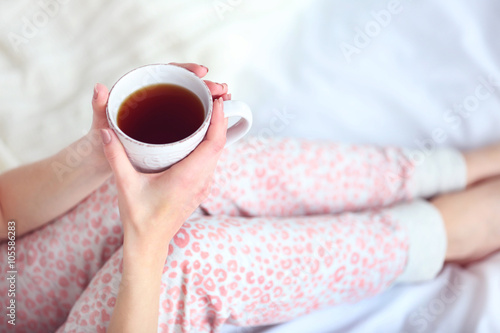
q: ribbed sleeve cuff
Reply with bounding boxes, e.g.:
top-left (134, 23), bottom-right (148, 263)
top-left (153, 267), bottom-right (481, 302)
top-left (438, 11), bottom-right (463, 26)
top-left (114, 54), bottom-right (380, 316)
top-left (406, 148), bottom-right (467, 198)
top-left (391, 199), bottom-right (447, 283)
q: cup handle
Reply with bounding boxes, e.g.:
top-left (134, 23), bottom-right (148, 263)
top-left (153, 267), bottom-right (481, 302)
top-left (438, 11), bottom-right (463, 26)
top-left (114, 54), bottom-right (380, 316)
top-left (222, 100), bottom-right (253, 146)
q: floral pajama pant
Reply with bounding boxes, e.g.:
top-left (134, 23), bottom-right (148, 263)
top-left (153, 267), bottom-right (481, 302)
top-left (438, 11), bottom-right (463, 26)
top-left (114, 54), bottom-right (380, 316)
top-left (0, 137), bottom-right (466, 332)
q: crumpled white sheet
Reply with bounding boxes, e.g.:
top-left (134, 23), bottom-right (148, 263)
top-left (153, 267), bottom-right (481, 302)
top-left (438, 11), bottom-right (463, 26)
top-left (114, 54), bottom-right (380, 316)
top-left (1, 0), bottom-right (499, 332)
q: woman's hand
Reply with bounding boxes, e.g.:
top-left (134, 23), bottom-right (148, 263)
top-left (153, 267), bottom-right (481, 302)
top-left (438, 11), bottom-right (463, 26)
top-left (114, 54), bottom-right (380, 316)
top-left (100, 96), bottom-right (228, 254)
top-left (98, 63), bottom-right (231, 255)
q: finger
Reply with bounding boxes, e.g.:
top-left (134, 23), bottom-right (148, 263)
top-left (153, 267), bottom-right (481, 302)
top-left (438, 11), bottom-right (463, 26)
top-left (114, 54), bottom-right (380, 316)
top-left (174, 98), bottom-right (227, 172)
top-left (92, 83), bottom-right (109, 115)
top-left (202, 97), bottom-right (227, 146)
top-left (91, 83), bottom-right (110, 128)
top-left (204, 80), bottom-right (228, 98)
top-left (100, 129), bottom-right (136, 183)
top-left (221, 93), bottom-right (231, 101)
top-left (168, 62), bottom-right (209, 78)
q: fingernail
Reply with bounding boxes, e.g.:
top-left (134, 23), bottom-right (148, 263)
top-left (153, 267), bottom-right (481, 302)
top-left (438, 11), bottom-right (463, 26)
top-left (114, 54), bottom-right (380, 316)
top-left (100, 129), bottom-right (111, 145)
top-left (93, 84), bottom-right (99, 100)
top-left (222, 83), bottom-right (228, 89)
top-left (201, 65), bottom-right (209, 72)
top-left (227, 93), bottom-right (232, 100)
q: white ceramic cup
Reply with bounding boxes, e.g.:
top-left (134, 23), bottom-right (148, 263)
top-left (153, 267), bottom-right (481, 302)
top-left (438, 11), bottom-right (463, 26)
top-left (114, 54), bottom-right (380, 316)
top-left (106, 64), bottom-right (253, 173)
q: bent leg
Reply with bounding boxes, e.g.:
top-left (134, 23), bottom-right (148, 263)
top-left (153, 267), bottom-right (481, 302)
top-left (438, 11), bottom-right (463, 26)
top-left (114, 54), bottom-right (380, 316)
top-left (203, 138), bottom-right (467, 217)
top-left (56, 205), bottom-right (417, 333)
top-left (0, 177), bottom-right (122, 333)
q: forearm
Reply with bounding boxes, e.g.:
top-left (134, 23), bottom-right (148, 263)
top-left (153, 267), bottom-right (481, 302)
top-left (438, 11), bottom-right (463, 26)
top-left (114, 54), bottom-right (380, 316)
top-left (108, 236), bottom-right (170, 333)
top-left (0, 131), bottom-right (111, 238)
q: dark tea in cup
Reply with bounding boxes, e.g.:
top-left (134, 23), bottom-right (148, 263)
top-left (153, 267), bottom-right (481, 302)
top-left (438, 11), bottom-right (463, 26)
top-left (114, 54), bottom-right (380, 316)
top-left (117, 83), bottom-right (205, 144)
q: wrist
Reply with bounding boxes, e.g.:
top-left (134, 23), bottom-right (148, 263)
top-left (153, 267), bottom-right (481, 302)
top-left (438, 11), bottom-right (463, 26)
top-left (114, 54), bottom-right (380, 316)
top-left (123, 229), bottom-right (172, 265)
top-left (82, 130), bottom-right (112, 176)
top-left (121, 244), bottom-right (169, 285)
top-left (122, 211), bottom-right (187, 254)
top-left (51, 132), bottom-right (112, 185)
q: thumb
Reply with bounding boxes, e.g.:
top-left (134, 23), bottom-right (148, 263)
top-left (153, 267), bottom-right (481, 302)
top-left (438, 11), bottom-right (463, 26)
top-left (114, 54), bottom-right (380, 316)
top-left (91, 83), bottom-right (110, 129)
top-left (100, 129), bottom-right (136, 181)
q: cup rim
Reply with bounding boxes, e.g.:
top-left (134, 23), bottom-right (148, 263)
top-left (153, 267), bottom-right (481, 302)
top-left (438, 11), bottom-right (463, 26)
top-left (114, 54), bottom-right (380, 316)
top-left (106, 63), bottom-right (213, 147)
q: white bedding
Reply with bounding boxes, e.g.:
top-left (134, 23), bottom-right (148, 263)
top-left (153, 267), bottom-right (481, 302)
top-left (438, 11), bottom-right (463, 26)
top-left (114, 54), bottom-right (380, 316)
top-left (1, 0), bottom-right (499, 332)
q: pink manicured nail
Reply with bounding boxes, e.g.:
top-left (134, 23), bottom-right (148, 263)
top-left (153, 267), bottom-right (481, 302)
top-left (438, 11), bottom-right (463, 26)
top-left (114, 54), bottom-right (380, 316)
top-left (201, 65), bottom-right (209, 72)
top-left (100, 129), bottom-right (111, 145)
top-left (93, 84), bottom-right (99, 100)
